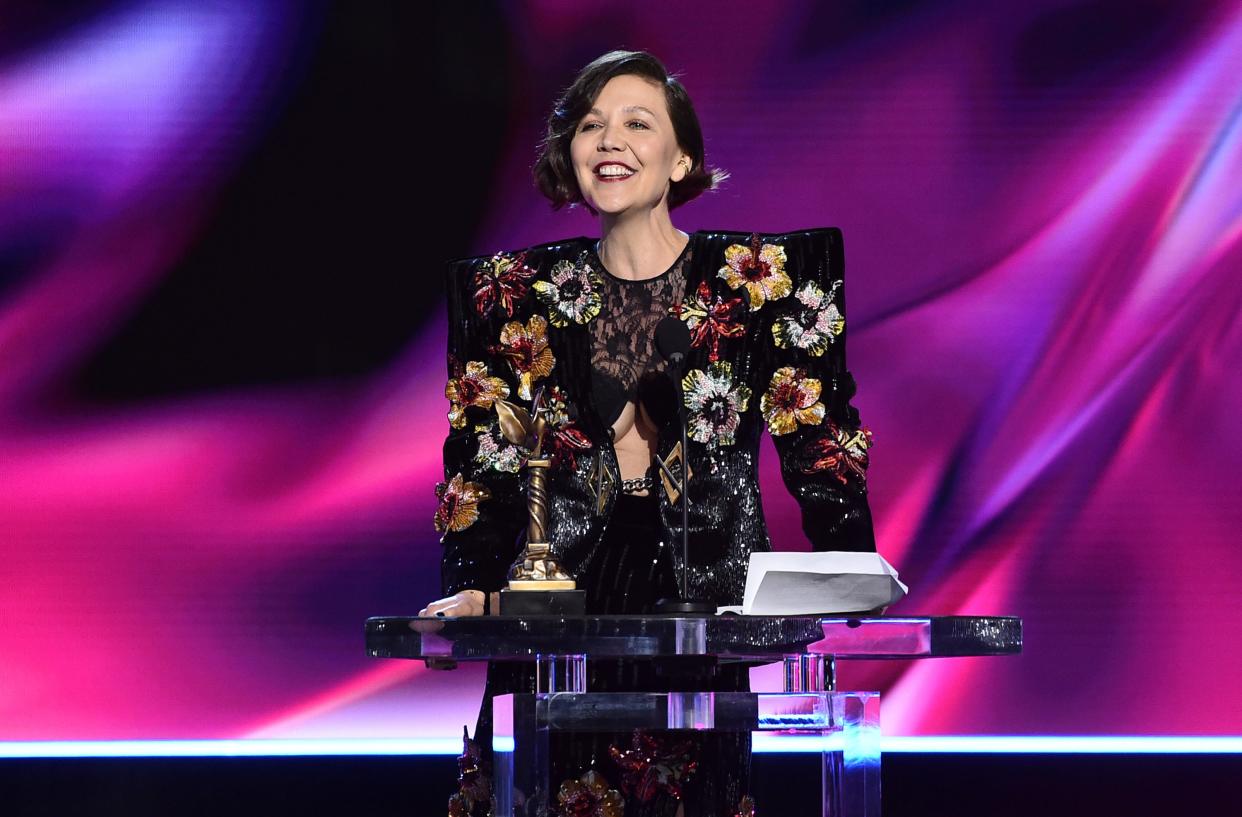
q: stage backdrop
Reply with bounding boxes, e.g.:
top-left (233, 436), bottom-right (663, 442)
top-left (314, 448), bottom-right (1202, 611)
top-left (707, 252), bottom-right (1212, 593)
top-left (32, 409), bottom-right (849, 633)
top-left (2, 0), bottom-right (1240, 742)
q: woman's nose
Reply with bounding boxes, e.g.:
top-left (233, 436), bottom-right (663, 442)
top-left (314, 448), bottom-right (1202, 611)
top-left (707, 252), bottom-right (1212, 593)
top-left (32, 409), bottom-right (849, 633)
top-left (597, 122), bottom-right (625, 151)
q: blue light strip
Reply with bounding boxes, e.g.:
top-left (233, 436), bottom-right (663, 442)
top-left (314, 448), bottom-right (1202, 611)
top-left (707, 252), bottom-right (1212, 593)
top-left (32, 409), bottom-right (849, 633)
top-left (1, 736), bottom-right (1240, 758)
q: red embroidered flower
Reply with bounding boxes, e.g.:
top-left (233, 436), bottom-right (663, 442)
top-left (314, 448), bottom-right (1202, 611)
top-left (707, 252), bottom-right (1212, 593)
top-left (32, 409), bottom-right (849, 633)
top-left (434, 473), bottom-right (491, 537)
top-left (494, 314), bottom-right (556, 400)
top-left (472, 251), bottom-right (537, 318)
top-left (556, 770), bottom-right (623, 817)
top-left (801, 422), bottom-right (873, 485)
top-left (673, 280), bottom-right (746, 362)
top-left (608, 730), bottom-right (699, 803)
top-left (542, 386), bottom-right (591, 471)
top-left (445, 358), bottom-right (510, 429)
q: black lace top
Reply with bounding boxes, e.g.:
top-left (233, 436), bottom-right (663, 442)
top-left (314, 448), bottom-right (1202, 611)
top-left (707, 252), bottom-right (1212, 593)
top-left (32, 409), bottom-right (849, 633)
top-left (588, 241), bottom-right (690, 428)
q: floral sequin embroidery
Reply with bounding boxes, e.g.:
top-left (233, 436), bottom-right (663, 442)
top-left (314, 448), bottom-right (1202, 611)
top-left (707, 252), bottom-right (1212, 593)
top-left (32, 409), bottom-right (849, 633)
top-left (473, 422), bottom-right (525, 473)
top-left (682, 360), bottom-right (752, 447)
top-left (433, 473), bottom-right (491, 536)
top-left (494, 314), bottom-right (555, 401)
top-left (717, 234), bottom-right (792, 311)
top-left (557, 770), bottom-right (623, 817)
top-left (760, 366), bottom-right (826, 436)
top-left (609, 730), bottom-right (699, 803)
top-left (445, 359), bottom-right (510, 429)
top-left (446, 726), bottom-right (492, 817)
top-left (472, 251), bottom-right (536, 319)
top-left (541, 386), bottom-right (591, 471)
top-left (673, 279), bottom-right (746, 362)
top-left (801, 422), bottom-right (874, 485)
top-left (533, 254), bottom-right (603, 328)
top-left (733, 795), bottom-right (757, 817)
top-left (772, 278), bottom-right (844, 356)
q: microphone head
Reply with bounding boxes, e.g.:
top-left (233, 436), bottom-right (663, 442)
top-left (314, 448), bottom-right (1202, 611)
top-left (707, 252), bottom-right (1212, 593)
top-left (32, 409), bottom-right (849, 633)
top-left (655, 315), bottom-right (692, 363)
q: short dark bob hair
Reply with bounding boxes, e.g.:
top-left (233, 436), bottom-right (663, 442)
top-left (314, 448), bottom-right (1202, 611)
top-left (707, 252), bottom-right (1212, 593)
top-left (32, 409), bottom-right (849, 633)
top-left (533, 50), bottom-right (727, 212)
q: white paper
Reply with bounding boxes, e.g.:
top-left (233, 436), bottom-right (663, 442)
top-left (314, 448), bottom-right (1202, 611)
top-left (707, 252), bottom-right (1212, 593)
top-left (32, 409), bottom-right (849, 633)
top-left (716, 552), bottom-right (907, 616)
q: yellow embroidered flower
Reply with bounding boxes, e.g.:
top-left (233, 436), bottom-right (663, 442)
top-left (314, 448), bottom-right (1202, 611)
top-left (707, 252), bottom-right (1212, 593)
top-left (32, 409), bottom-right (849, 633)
top-left (717, 234), bottom-right (792, 311)
top-left (760, 367), bottom-right (825, 436)
top-left (557, 770), bottom-right (623, 817)
top-left (494, 314), bottom-right (555, 400)
top-left (433, 473), bottom-right (491, 536)
top-left (444, 360), bottom-right (510, 429)
top-left (533, 254), bottom-right (603, 327)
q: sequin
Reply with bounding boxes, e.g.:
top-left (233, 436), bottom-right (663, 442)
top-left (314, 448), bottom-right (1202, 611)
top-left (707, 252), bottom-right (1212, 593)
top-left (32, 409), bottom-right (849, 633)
top-left (534, 253), bottom-right (604, 327)
top-left (733, 794), bottom-right (756, 817)
top-left (473, 422), bottom-right (525, 473)
top-left (447, 726), bottom-right (492, 817)
top-left (542, 385), bottom-right (592, 470)
top-left (760, 366), bottom-right (826, 436)
top-left (717, 234), bottom-right (792, 311)
top-left (772, 278), bottom-right (844, 356)
top-left (609, 730), bottom-right (699, 803)
top-left (682, 360), bottom-right (752, 446)
top-left (445, 359), bottom-right (510, 430)
top-left (434, 473), bottom-right (491, 536)
top-left (801, 422), bottom-right (874, 485)
top-left (472, 251), bottom-right (536, 318)
top-left (557, 770), bottom-right (624, 817)
top-left (494, 314), bottom-right (555, 401)
top-left (673, 279), bottom-right (746, 362)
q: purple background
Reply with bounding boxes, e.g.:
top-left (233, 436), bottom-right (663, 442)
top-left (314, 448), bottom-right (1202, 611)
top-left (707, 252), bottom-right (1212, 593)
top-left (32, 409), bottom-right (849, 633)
top-left (1, 0), bottom-right (1240, 741)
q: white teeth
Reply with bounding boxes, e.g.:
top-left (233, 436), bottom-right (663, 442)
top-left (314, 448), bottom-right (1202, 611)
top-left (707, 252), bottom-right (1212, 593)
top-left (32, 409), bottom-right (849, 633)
top-left (597, 165), bottom-right (634, 177)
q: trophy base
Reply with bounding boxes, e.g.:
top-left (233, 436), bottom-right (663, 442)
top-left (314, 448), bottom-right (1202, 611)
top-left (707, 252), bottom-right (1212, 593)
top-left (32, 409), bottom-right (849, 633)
top-left (499, 588), bottom-right (586, 616)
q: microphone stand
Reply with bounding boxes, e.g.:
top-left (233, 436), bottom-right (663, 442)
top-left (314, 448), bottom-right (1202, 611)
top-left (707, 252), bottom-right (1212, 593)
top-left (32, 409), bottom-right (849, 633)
top-left (654, 351), bottom-right (716, 616)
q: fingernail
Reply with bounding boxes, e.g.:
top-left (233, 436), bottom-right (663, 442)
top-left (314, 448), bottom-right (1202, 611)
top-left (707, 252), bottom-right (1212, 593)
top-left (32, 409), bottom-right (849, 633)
top-left (435, 611), bottom-right (445, 617)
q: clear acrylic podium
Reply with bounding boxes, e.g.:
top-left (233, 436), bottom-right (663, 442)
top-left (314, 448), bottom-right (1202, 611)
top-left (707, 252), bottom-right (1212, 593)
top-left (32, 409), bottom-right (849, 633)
top-left (366, 615), bottom-right (1021, 816)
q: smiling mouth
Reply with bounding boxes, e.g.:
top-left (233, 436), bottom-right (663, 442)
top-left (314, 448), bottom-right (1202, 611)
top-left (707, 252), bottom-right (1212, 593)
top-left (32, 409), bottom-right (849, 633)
top-left (594, 164), bottom-right (635, 181)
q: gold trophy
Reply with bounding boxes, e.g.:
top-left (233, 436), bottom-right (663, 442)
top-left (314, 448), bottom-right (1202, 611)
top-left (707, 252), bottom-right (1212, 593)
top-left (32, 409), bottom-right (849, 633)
top-left (495, 390), bottom-right (586, 615)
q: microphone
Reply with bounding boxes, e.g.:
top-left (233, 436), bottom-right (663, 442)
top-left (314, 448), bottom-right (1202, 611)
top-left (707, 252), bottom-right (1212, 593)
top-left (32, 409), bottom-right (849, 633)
top-left (655, 315), bottom-right (692, 367)
top-left (651, 315), bottom-right (715, 615)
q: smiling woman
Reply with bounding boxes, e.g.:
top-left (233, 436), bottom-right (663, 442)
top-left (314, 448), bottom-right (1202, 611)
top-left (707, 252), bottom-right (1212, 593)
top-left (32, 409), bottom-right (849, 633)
top-left (419, 50), bottom-right (876, 815)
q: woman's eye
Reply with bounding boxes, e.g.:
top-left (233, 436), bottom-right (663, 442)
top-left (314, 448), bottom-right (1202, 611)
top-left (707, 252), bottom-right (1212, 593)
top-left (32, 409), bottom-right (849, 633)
top-left (627, 120), bottom-right (649, 130)
top-left (579, 122), bottom-right (601, 132)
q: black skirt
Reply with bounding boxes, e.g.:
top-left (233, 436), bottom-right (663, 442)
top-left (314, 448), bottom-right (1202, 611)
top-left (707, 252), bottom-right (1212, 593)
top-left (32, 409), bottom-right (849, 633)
top-left (463, 492), bottom-right (753, 817)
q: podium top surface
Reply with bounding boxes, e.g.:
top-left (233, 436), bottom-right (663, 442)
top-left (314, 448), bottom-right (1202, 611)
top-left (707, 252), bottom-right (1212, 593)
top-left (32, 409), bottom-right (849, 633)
top-left (365, 615), bottom-right (1021, 661)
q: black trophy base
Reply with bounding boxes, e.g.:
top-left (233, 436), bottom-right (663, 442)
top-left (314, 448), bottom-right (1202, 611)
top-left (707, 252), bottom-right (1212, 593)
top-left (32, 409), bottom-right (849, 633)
top-left (653, 598), bottom-right (718, 615)
top-left (499, 588), bottom-right (586, 616)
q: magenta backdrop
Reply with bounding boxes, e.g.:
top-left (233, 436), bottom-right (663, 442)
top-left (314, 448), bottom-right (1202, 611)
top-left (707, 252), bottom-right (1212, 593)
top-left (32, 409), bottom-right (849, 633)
top-left (2, 0), bottom-right (1241, 741)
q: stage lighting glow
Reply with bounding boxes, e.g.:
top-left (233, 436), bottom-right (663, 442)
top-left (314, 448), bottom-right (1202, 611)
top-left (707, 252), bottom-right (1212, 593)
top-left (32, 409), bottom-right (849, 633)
top-left (2, 736), bottom-right (1240, 758)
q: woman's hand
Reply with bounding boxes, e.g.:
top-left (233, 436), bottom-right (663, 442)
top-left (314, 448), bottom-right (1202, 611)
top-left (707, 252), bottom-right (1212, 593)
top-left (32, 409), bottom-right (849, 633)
top-left (417, 590), bottom-right (495, 618)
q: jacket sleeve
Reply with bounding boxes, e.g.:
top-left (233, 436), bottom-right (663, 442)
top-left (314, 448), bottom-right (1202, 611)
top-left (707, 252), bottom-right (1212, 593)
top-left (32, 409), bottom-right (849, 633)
top-left (762, 228), bottom-right (877, 552)
top-left (437, 257), bottom-right (527, 597)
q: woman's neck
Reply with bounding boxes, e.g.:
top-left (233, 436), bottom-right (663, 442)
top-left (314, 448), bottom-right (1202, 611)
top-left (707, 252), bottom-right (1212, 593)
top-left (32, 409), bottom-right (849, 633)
top-left (597, 206), bottom-right (688, 282)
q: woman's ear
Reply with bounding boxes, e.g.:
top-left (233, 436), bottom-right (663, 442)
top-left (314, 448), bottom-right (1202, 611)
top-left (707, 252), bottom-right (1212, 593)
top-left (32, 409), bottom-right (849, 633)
top-left (672, 155), bottom-right (692, 183)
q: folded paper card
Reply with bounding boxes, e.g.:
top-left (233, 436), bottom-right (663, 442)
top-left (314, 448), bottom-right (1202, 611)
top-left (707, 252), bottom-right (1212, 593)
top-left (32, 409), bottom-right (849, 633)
top-left (717, 552), bottom-right (908, 615)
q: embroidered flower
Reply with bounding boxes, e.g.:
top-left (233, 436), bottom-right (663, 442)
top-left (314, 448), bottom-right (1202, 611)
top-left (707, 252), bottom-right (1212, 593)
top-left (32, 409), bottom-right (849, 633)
top-left (772, 279), bottom-right (844, 356)
top-left (682, 360), bottom-right (752, 447)
top-left (445, 359), bottom-right (510, 429)
top-left (447, 726), bottom-right (492, 817)
top-left (760, 366), bottom-right (826, 436)
top-left (473, 423), bottom-right (526, 473)
top-left (672, 280), bottom-right (746, 362)
top-left (494, 314), bottom-right (556, 401)
top-left (472, 251), bottom-right (537, 318)
top-left (433, 473), bottom-right (491, 537)
top-left (533, 254), bottom-right (603, 328)
top-left (733, 795), bottom-right (756, 817)
top-left (556, 770), bottom-right (623, 817)
top-left (541, 386), bottom-right (591, 471)
top-left (609, 730), bottom-right (699, 803)
top-left (801, 422), bottom-right (874, 485)
top-left (717, 234), bottom-right (792, 311)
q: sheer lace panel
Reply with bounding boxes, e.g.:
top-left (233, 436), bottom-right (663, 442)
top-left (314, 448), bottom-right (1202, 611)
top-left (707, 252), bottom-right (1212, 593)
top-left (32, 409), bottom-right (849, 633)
top-left (589, 242), bottom-right (690, 428)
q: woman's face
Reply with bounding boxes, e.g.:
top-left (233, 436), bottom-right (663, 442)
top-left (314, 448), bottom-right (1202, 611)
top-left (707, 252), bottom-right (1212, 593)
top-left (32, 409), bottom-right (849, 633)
top-left (570, 74), bottom-right (690, 217)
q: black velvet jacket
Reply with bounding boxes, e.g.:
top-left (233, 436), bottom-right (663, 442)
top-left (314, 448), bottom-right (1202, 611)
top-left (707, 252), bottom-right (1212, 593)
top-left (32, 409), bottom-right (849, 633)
top-left (436, 227), bottom-right (876, 606)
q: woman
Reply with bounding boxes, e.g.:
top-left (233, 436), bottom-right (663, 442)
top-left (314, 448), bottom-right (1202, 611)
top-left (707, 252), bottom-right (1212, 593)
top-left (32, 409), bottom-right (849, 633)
top-left (422, 50), bottom-right (875, 817)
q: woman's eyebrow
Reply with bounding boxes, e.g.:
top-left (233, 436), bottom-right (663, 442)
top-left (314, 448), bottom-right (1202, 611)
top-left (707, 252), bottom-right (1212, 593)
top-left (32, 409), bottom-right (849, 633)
top-left (586, 106), bottom-right (657, 117)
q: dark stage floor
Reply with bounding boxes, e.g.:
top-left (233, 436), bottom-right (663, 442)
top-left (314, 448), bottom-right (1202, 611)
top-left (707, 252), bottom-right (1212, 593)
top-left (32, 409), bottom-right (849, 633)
top-left (2, 752), bottom-right (1236, 816)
